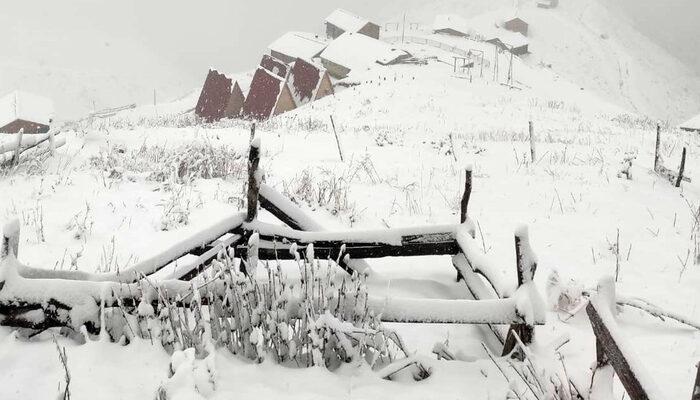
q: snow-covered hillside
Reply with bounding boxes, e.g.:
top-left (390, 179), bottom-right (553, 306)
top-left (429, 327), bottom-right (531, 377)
top-left (381, 0), bottom-right (700, 122)
top-left (1, 26), bottom-right (699, 399)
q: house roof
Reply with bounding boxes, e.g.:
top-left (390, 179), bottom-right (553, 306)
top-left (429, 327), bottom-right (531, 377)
top-left (259, 54), bottom-right (290, 79)
top-left (242, 67), bottom-right (286, 120)
top-left (505, 17), bottom-right (528, 26)
top-left (268, 32), bottom-right (327, 61)
top-left (486, 30), bottom-right (529, 49)
top-left (320, 32), bottom-right (408, 72)
top-left (325, 9), bottom-right (371, 32)
top-left (287, 58), bottom-right (328, 106)
top-left (433, 14), bottom-right (469, 35)
top-left (681, 113), bottom-right (700, 131)
top-left (0, 90), bottom-right (54, 128)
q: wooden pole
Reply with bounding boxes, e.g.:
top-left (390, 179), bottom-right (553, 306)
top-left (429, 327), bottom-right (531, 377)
top-left (502, 226), bottom-right (537, 358)
top-left (460, 167), bottom-right (472, 224)
top-left (329, 115), bottom-right (344, 162)
top-left (654, 122), bottom-right (661, 172)
top-left (529, 121), bottom-right (536, 163)
top-left (249, 122), bottom-right (256, 144)
top-left (11, 129), bottom-right (24, 167)
top-left (246, 137), bottom-right (261, 223)
top-left (676, 147), bottom-right (687, 188)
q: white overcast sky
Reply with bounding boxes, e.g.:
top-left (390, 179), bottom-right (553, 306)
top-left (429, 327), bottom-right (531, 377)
top-left (1, 0), bottom-right (699, 117)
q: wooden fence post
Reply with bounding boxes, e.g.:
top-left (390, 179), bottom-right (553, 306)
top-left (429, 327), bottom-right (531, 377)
top-left (502, 226), bottom-right (537, 358)
top-left (329, 115), bottom-right (344, 162)
top-left (246, 137), bottom-right (261, 223)
top-left (460, 167), bottom-right (472, 224)
top-left (1, 218), bottom-right (20, 259)
top-left (249, 122), bottom-right (256, 144)
top-left (529, 121), bottom-right (536, 163)
top-left (676, 147), bottom-right (686, 188)
top-left (654, 122), bottom-right (661, 172)
top-left (11, 129), bottom-right (24, 167)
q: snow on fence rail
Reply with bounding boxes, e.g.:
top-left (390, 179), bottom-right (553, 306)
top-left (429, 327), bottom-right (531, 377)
top-left (0, 127), bottom-right (544, 357)
top-left (0, 129), bottom-right (66, 166)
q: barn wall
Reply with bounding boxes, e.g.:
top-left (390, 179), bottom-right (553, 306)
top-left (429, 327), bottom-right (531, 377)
top-left (223, 82), bottom-right (245, 118)
top-left (358, 23), bottom-right (380, 39)
top-left (314, 72), bottom-right (334, 100)
top-left (325, 23), bottom-right (345, 39)
top-left (271, 50), bottom-right (295, 64)
top-left (321, 59), bottom-right (351, 79)
top-left (272, 84), bottom-right (297, 116)
top-left (0, 119), bottom-right (50, 134)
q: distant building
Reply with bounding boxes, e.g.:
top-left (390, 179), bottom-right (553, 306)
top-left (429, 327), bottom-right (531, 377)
top-left (268, 32), bottom-right (327, 64)
top-left (287, 58), bottom-right (334, 107)
top-left (537, 0), bottom-right (559, 8)
top-left (432, 14), bottom-right (469, 37)
top-left (259, 54), bottom-right (290, 78)
top-left (319, 32), bottom-right (411, 78)
top-left (503, 17), bottom-right (529, 36)
top-left (680, 114), bottom-right (700, 133)
top-left (195, 69), bottom-right (248, 122)
top-left (0, 90), bottom-right (53, 134)
top-left (486, 31), bottom-right (530, 55)
top-left (325, 9), bottom-right (380, 40)
top-left (241, 67), bottom-right (296, 120)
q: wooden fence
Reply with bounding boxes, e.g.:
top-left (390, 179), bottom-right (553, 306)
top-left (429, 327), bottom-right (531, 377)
top-left (0, 132), bottom-right (544, 358)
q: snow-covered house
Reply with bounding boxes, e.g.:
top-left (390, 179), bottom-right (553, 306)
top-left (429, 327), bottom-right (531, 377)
top-left (240, 67), bottom-right (296, 120)
top-left (503, 17), bottom-right (529, 36)
top-left (485, 31), bottom-right (530, 56)
top-left (537, 0), bottom-right (559, 9)
top-left (259, 54), bottom-right (290, 79)
top-left (287, 58), bottom-right (334, 107)
top-left (268, 32), bottom-right (327, 64)
top-left (432, 14), bottom-right (470, 37)
top-left (194, 69), bottom-right (249, 122)
top-left (0, 90), bottom-right (54, 134)
top-left (319, 32), bottom-right (411, 79)
top-left (680, 114), bottom-right (700, 133)
top-left (325, 9), bottom-right (380, 40)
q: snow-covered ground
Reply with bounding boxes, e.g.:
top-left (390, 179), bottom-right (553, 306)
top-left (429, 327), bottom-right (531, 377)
top-left (2, 1), bottom-right (700, 398)
top-left (2, 30), bottom-right (699, 398)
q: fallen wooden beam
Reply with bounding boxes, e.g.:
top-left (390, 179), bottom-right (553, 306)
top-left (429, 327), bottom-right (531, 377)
top-left (586, 277), bottom-right (666, 400)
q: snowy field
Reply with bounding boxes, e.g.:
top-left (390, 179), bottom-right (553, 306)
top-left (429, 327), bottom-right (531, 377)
top-left (2, 16), bottom-right (700, 400)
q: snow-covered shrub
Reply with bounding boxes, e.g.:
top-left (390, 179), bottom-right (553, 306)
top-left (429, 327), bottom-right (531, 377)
top-left (282, 167), bottom-right (357, 222)
top-left (89, 142), bottom-right (245, 184)
top-left (159, 184), bottom-right (200, 231)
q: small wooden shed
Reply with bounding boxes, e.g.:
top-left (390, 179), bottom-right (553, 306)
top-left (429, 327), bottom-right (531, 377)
top-left (319, 32), bottom-right (411, 79)
top-left (195, 69), bottom-right (252, 122)
top-left (486, 31), bottom-right (529, 56)
top-left (325, 9), bottom-right (380, 40)
top-left (0, 91), bottom-right (53, 134)
top-left (432, 14), bottom-right (469, 37)
top-left (241, 67), bottom-right (296, 121)
top-left (504, 17), bottom-right (529, 36)
top-left (268, 32), bottom-right (327, 64)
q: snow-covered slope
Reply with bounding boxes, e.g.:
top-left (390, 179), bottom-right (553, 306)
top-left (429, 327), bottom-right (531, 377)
top-left (380, 0), bottom-right (700, 122)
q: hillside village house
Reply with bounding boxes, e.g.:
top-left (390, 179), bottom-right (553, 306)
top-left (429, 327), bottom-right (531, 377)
top-left (241, 67), bottom-right (296, 120)
top-left (325, 9), bottom-right (380, 40)
top-left (486, 30), bottom-right (530, 56)
top-left (195, 69), bottom-right (251, 122)
top-left (319, 32), bottom-right (411, 78)
top-left (0, 90), bottom-right (54, 134)
top-left (432, 14), bottom-right (470, 37)
top-left (268, 32), bottom-right (327, 64)
top-left (286, 58), bottom-right (334, 107)
top-left (503, 17), bottom-right (529, 36)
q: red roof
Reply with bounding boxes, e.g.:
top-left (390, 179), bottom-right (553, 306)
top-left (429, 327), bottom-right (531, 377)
top-left (241, 67), bottom-right (285, 120)
top-left (287, 58), bottom-right (323, 106)
top-left (259, 54), bottom-right (289, 78)
top-left (195, 69), bottom-right (233, 122)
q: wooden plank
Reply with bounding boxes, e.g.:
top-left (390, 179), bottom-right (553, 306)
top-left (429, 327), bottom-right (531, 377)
top-left (502, 228), bottom-right (537, 357)
top-left (586, 301), bottom-right (652, 400)
top-left (692, 362), bottom-right (700, 400)
top-left (246, 136), bottom-right (261, 223)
